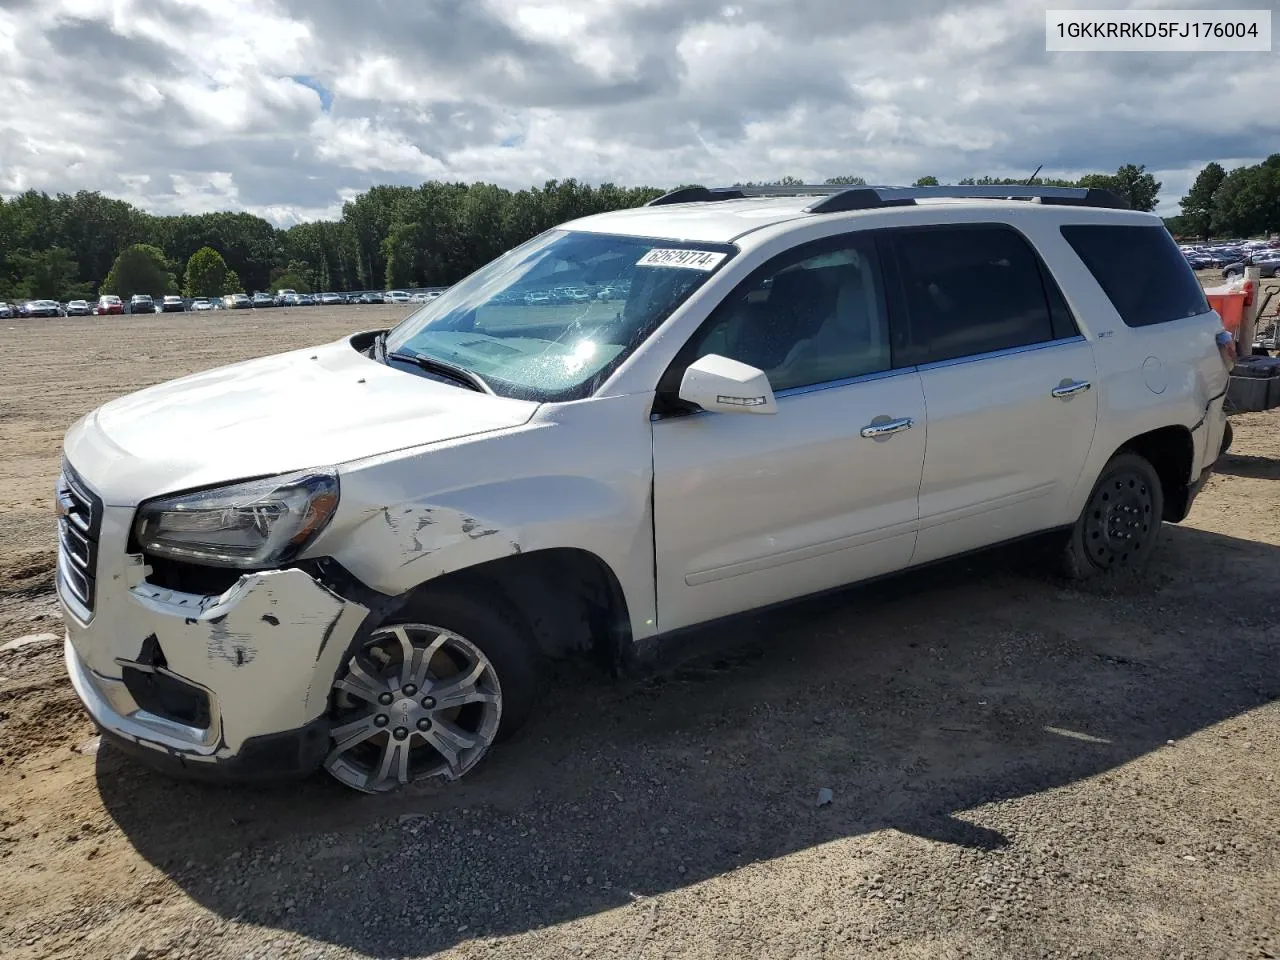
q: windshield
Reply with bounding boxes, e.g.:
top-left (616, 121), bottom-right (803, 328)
top-left (385, 230), bottom-right (735, 402)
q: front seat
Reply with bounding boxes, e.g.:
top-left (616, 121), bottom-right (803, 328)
top-left (777, 269), bottom-right (886, 384)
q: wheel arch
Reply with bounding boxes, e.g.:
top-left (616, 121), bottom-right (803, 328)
top-left (1115, 424), bottom-right (1196, 522)
top-left (374, 547), bottom-right (635, 676)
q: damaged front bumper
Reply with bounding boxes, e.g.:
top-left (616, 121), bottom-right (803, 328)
top-left (62, 558), bottom-right (369, 781)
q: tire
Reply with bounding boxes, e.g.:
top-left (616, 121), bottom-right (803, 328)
top-left (323, 589), bottom-right (538, 793)
top-left (1221, 420), bottom-right (1234, 457)
top-left (1061, 452), bottom-right (1164, 581)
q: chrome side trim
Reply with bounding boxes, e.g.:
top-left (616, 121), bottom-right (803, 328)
top-left (774, 365), bottom-right (918, 399)
top-left (916, 335), bottom-right (1088, 372)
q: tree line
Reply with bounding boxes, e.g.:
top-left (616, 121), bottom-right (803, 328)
top-left (1, 159), bottom-right (1268, 304)
top-left (1166, 155), bottom-right (1280, 240)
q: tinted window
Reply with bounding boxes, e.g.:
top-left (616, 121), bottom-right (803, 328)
top-left (1061, 224), bottom-right (1210, 327)
top-left (894, 226), bottom-right (1056, 364)
top-left (677, 235), bottom-right (891, 392)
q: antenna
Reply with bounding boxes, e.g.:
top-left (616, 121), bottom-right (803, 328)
top-left (1024, 164), bottom-right (1044, 185)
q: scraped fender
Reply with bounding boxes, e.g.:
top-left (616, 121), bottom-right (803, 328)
top-left (331, 474), bottom-right (645, 599)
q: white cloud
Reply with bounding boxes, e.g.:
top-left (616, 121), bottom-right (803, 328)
top-left (0, 0), bottom-right (1275, 223)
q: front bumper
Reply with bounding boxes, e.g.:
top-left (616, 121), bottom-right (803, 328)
top-left (60, 516), bottom-right (369, 778)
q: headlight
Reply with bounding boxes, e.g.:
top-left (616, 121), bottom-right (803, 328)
top-left (133, 469), bottom-right (340, 568)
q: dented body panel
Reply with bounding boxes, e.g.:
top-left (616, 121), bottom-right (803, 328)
top-left (312, 393), bottom-right (658, 643)
top-left (61, 501), bottom-right (368, 760)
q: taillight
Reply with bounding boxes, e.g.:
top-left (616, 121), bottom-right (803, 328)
top-left (1215, 329), bottom-right (1235, 372)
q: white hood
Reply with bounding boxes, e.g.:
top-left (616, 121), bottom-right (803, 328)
top-left (64, 336), bottom-right (540, 505)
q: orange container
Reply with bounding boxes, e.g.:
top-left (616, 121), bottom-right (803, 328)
top-left (1206, 292), bottom-right (1245, 338)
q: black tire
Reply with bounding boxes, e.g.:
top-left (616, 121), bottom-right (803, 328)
top-left (394, 589), bottom-right (538, 742)
top-left (1061, 452), bottom-right (1164, 581)
top-left (1221, 420), bottom-right (1234, 457)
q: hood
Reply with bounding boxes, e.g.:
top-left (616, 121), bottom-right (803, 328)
top-left (64, 336), bottom-right (540, 506)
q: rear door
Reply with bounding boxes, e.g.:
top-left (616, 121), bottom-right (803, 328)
top-left (650, 231), bottom-right (927, 633)
top-left (888, 224), bottom-right (1099, 565)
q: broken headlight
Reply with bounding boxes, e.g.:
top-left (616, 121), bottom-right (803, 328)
top-left (133, 470), bottom-right (340, 568)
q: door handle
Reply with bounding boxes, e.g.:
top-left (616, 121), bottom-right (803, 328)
top-left (1051, 379), bottom-right (1091, 399)
top-left (860, 417), bottom-right (915, 438)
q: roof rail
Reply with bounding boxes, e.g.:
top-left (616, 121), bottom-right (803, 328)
top-left (647, 184), bottom-right (1131, 212)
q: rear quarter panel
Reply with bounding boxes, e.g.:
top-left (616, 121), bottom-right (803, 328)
top-left (1032, 218), bottom-right (1228, 515)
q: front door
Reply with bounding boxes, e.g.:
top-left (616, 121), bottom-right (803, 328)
top-left (651, 232), bottom-right (926, 634)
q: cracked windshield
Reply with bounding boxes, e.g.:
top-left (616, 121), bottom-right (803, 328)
top-left (384, 230), bottom-right (734, 400)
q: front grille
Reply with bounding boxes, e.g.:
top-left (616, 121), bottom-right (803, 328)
top-left (57, 464), bottom-right (102, 613)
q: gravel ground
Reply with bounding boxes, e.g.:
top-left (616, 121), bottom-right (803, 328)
top-left (1, 303), bottom-right (1278, 960)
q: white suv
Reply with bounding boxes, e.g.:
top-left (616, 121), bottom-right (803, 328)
top-left (58, 185), bottom-right (1232, 793)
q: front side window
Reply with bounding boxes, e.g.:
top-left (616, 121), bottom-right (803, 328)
top-left (894, 225), bottom-right (1056, 364)
top-left (675, 235), bottom-right (892, 392)
top-left (385, 230), bottom-right (735, 402)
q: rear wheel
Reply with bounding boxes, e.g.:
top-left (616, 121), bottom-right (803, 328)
top-left (1061, 452), bottom-right (1164, 581)
top-left (323, 592), bottom-right (537, 793)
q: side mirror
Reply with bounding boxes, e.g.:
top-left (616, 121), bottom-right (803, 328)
top-left (678, 354), bottom-right (778, 415)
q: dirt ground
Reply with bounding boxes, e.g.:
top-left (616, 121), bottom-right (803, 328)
top-left (1, 302), bottom-right (1278, 960)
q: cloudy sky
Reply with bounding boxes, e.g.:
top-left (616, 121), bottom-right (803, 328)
top-left (0, 0), bottom-right (1274, 224)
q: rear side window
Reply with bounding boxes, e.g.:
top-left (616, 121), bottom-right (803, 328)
top-left (893, 225), bottom-right (1057, 364)
top-left (1061, 224), bottom-right (1210, 327)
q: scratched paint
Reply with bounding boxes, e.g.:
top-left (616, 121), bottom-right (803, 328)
top-left (119, 569), bottom-right (369, 752)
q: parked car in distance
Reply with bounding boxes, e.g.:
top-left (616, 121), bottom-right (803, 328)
top-left (252, 293), bottom-right (275, 308)
top-left (316, 292), bottom-right (345, 305)
top-left (65, 299), bottom-right (92, 316)
top-left (275, 288), bottom-right (298, 306)
top-left (383, 289), bottom-right (412, 304)
top-left (294, 293), bottom-right (315, 306)
top-left (56, 184), bottom-right (1232, 795)
top-left (129, 294), bottom-right (154, 315)
top-left (160, 296), bottom-right (186, 313)
top-left (1223, 250), bottom-right (1280, 279)
top-left (94, 295), bottom-right (124, 316)
top-left (225, 293), bottom-right (252, 310)
top-left (358, 292), bottom-right (384, 304)
top-left (190, 298), bottom-right (214, 312)
top-left (24, 299), bottom-right (63, 317)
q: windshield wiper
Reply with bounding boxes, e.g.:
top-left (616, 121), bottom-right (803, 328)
top-left (387, 350), bottom-right (493, 394)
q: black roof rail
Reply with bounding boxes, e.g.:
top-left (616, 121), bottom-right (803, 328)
top-left (647, 184), bottom-right (1131, 212)
top-left (647, 184), bottom-right (850, 206)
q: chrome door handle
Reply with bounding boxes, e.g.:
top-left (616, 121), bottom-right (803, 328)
top-left (1051, 380), bottom-right (1091, 399)
top-left (860, 417), bottom-right (915, 438)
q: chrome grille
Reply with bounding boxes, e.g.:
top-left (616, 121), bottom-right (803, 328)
top-left (56, 465), bottom-right (101, 613)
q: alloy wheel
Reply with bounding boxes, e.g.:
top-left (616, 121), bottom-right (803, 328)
top-left (324, 623), bottom-right (502, 793)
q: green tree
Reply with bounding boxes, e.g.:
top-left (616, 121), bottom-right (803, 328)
top-left (15, 246), bottom-right (90, 301)
top-left (101, 244), bottom-right (175, 299)
top-left (1080, 164), bottom-right (1160, 212)
top-left (913, 176), bottom-right (940, 186)
top-left (183, 246), bottom-right (242, 297)
top-left (1179, 162), bottom-right (1226, 240)
top-left (824, 175), bottom-right (868, 185)
top-left (270, 263), bottom-right (313, 293)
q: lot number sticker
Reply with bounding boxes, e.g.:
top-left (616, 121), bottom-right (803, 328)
top-left (636, 249), bottom-right (727, 271)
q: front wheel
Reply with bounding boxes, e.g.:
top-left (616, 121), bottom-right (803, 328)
top-left (1061, 452), bottom-right (1164, 581)
top-left (323, 592), bottom-right (537, 793)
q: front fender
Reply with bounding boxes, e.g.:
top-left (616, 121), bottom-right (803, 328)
top-left (331, 474), bottom-right (651, 598)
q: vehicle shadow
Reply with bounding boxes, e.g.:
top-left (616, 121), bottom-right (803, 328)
top-left (1213, 452), bottom-right (1280, 480)
top-left (96, 525), bottom-right (1280, 957)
